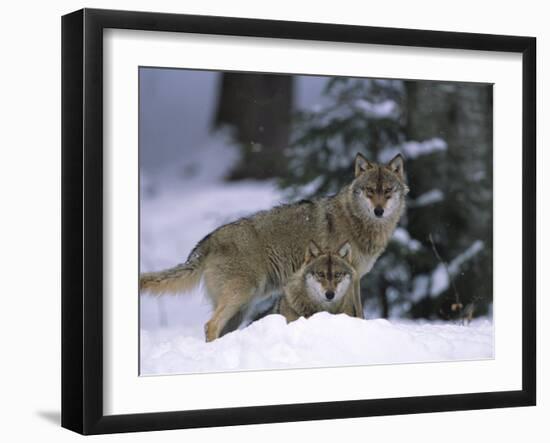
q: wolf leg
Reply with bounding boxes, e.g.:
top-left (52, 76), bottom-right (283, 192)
top-left (203, 276), bottom-right (257, 341)
top-left (204, 301), bottom-right (243, 342)
top-left (353, 278), bottom-right (364, 319)
top-left (277, 297), bottom-right (301, 323)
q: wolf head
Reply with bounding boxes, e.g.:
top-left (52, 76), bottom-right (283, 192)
top-left (303, 240), bottom-right (355, 307)
top-left (349, 153), bottom-right (409, 221)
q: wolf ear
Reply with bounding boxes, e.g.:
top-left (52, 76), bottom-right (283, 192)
top-left (388, 153), bottom-right (405, 180)
top-left (337, 241), bottom-right (352, 262)
top-left (355, 153), bottom-right (374, 177)
top-left (305, 240), bottom-right (322, 263)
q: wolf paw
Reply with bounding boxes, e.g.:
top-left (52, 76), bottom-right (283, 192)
top-left (204, 322), bottom-right (218, 342)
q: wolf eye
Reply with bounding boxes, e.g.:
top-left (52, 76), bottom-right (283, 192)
top-left (365, 187), bottom-right (375, 196)
top-left (317, 272), bottom-right (326, 278)
top-left (384, 188), bottom-right (393, 194)
top-left (334, 272), bottom-right (343, 279)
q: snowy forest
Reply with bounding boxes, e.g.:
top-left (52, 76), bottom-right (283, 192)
top-left (139, 68), bottom-right (493, 374)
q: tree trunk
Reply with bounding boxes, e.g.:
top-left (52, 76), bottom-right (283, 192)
top-left (214, 72), bottom-right (293, 179)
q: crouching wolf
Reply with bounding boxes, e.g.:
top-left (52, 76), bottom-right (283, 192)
top-left (274, 241), bottom-right (358, 322)
top-left (140, 153), bottom-right (408, 341)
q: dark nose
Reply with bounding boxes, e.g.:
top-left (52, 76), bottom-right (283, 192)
top-left (374, 206), bottom-right (384, 217)
top-left (325, 290), bottom-right (335, 300)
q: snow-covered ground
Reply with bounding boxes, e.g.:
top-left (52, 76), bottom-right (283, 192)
top-left (141, 314), bottom-right (493, 375)
top-left (139, 135), bottom-right (494, 376)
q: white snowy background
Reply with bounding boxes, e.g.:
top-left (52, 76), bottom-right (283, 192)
top-left (139, 70), bottom-right (494, 376)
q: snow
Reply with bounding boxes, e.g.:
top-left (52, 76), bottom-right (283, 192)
top-left (430, 264), bottom-right (451, 298)
top-left (448, 240), bottom-right (484, 275)
top-left (411, 189), bottom-right (445, 207)
top-left (430, 240), bottom-right (485, 297)
top-left (379, 138), bottom-right (447, 163)
top-left (140, 313), bottom-right (494, 375)
top-left (309, 97), bottom-right (400, 129)
top-left (411, 275), bottom-right (430, 303)
top-left (392, 227), bottom-right (422, 252)
top-left (354, 98), bottom-right (399, 119)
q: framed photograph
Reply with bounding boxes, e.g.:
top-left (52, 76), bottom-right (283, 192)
top-left (61, 8), bottom-right (536, 435)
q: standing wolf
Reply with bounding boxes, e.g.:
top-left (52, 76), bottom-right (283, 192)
top-left (274, 241), bottom-right (358, 322)
top-left (140, 153), bottom-right (408, 341)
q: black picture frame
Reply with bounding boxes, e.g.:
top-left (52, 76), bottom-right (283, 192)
top-left (61, 8), bottom-right (536, 435)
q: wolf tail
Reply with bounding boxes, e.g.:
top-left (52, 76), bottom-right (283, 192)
top-left (139, 239), bottom-right (209, 295)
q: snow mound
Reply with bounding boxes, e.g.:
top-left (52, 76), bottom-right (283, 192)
top-left (140, 313), bottom-right (493, 375)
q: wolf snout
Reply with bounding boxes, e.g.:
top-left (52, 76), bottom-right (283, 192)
top-left (374, 206), bottom-right (384, 217)
top-left (325, 290), bottom-right (335, 300)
